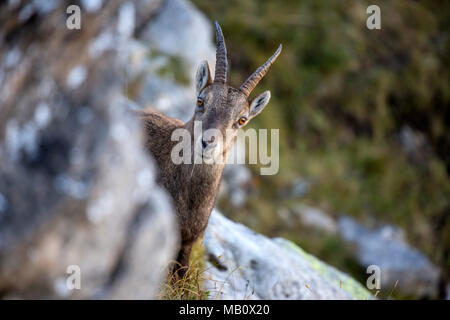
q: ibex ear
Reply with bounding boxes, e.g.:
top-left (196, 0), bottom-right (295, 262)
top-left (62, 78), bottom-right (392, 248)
top-left (195, 60), bottom-right (213, 94)
top-left (249, 90), bottom-right (271, 118)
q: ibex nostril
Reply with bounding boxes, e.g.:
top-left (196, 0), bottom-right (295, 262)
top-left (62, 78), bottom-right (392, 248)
top-left (202, 136), bottom-right (216, 149)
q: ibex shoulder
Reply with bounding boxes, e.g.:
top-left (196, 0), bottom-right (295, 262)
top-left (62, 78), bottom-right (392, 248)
top-left (130, 108), bottom-right (184, 142)
top-left (131, 108), bottom-right (184, 128)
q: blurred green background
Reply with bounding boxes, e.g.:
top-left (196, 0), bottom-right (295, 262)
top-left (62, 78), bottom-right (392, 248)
top-left (193, 0), bottom-right (450, 296)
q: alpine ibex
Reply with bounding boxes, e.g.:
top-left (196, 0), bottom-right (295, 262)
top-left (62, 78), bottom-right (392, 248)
top-left (138, 22), bottom-right (281, 278)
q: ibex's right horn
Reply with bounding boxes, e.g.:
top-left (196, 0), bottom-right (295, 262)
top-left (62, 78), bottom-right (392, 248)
top-left (214, 21), bottom-right (228, 84)
top-left (239, 44), bottom-right (282, 97)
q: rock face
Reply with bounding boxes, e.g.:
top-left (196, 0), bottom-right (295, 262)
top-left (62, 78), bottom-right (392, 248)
top-left (0, 0), bottom-right (177, 299)
top-left (134, 0), bottom-right (215, 122)
top-left (338, 216), bottom-right (440, 298)
top-left (203, 210), bottom-right (372, 300)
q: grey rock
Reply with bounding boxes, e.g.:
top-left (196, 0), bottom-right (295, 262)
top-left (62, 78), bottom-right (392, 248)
top-left (279, 178), bottom-right (310, 200)
top-left (131, 0), bottom-right (215, 122)
top-left (399, 125), bottom-right (428, 165)
top-left (137, 75), bottom-right (195, 121)
top-left (290, 178), bottom-right (310, 198)
top-left (221, 164), bottom-right (252, 207)
top-left (0, 0), bottom-right (177, 299)
top-left (203, 210), bottom-right (372, 300)
top-left (141, 0), bottom-right (215, 74)
top-left (293, 205), bottom-right (337, 234)
top-left (338, 216), bottom-right (440, 298)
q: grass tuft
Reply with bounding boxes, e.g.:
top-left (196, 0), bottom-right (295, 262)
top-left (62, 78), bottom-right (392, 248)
top-left (159, 239), bottom-right (210, 300)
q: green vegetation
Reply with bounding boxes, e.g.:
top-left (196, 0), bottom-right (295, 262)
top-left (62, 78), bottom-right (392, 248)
top-left (195, 0), bottom-right (450, 296)
top-left (277, 238), bottom-right (372, 299)
top-left (150, 48), bottom-right (191, 85)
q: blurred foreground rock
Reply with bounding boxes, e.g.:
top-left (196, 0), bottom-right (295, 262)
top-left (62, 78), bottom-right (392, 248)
top-left (339, 216), bottom-right (440, 298)
top-left (0, 0), bottom-right (177, 299)
top-left (204, 210), bottom-right (372, 300)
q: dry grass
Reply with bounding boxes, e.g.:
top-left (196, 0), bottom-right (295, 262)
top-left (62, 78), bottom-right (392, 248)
top-left (158, 238), bottom-right (210, 300)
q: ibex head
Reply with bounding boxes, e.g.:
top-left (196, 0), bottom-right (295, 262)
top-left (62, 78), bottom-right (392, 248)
top-left (192, 22), bottom-right (282, 161)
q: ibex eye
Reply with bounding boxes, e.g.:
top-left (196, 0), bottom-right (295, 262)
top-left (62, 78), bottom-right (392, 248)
top-left (238, 117), bottom-right (247, 126)
top-left (196, 98), bottom-right (204, 111)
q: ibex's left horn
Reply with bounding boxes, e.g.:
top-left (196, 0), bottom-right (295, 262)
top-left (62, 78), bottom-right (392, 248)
top-left (214, 21), bottom-right (228, 84)
top-left (239, 44), bottom-right (282, 97)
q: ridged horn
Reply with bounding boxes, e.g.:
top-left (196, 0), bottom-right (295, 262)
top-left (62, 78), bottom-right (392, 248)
top-left (239, 44), bottom-right (282, 97)
top-left (213, 21), bottom-right (228, 83)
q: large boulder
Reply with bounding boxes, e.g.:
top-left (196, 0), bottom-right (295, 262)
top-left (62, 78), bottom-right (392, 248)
top-left (203, 210), bottom-right (372, 300)
top-left (0, 0), bottom-right (177, 299)
top-left (285, 202), bottom-right (441, 299)
top-left (338, 216), bottom-right (440, 298)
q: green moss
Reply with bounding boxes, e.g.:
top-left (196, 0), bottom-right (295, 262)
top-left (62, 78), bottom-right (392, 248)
top-left (149, 49), bottom-right (190, 85)
top-left (275, 238), bottom-right (372, 300)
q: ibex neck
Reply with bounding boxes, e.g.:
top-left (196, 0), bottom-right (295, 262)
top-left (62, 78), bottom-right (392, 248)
top-left (186, 162), bottom-right (225, 184)
top-left (182, 120), bottom-right (226, 203)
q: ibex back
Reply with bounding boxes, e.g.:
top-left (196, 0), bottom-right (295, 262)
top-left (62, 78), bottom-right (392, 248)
top-left (138, 22), bottom-right (281, 279)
